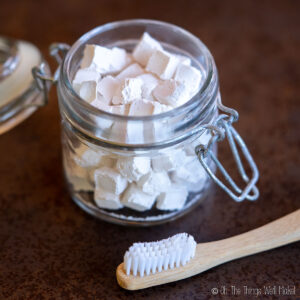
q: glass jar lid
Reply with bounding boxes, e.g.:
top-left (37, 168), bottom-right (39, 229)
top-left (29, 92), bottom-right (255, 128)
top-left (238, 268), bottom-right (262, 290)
top-left (0, 36), bottom-right (50, 135)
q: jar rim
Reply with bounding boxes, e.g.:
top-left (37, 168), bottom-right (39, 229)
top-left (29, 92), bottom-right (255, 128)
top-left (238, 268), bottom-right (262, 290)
top-left (61, 19), bottom-right (216, 122)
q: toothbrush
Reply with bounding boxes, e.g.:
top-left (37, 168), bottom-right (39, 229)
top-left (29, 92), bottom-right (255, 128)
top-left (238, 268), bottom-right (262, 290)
top-left (116, 209), bottom-right (300, 290)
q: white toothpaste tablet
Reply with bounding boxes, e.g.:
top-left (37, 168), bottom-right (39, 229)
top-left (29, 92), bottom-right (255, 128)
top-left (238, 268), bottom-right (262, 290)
top-left (81, 45), bottom-right (128, 74)
top-left (97, 75), bottom-right (119, 103)
top-left (137, 171), bottom-right (171, 195)
top-left (122, 183), bottom-right (157, 211)
top-left (136, 73), bottom-right (159, 100)
top-left (74, 145), bottom-right (102, 168)
top-left (156, 184), bottom-right (188, 210)
top-left (94, 187), bottom-right (124, 210)
top-left (116, 63), bottom-right (144, 82)
top-left (146, 49), bottom-right (179, 80)
top-left (63, 155), bottom-right (94, 192)
top-left (112, 77), bottom-right (143, 105)
top-left (94, 167), bottom-right (128, 195)
top-left (174, 63), bottom-right (202, 96)
top-left (73, 68), bottom-right (100, 86)
top-left (116, 156), bottom-right (151, 182)
top-left (77, 81), bottom-right (97, 103)
top-left (132, 32), bottom-right (163, 67)
top-left (153, 79), bottom-right (189, 107)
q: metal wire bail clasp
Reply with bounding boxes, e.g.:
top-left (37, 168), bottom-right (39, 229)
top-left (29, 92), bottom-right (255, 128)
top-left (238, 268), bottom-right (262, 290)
top-left (49, 43), bottom-right (70, 70)
top-left (32, 43), bottom-right (70, 105)
top-left (32, 62), bottom-right (53, 106)
top-left (196, 99), bottom-right (259, 202)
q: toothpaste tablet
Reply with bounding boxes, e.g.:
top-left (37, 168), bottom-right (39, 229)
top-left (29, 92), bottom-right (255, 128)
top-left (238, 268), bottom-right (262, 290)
top-left (153, 79), bottom-right (189, 107)
top-left (146, 49), bottom-right (179, 80)
top-left (137, 171), bottom-right (171, 195)
top-left (74, 145), bottom-right (102, 168)
top-left (116, 63), bottom-right (144, 81)
top-left (122, 183), bottom-right (157, 211)
top-left (116, 156), bottom-right (151, 182)
top-left (132, 32), bottom-right (163, 66)
top-left (156, 185), bottom-right (188, 210)
top-left (174, 64), bottom-right (202, 96)
top-left (112, 77), bottom-right (143, 105)
top-left (94, 167), bottom-right (128, 195)
top-left (77, 81), bottom-right (97, 103)
top-left (94, 187), bottom-right (124, 210)
top-left (97, 76), bottom-right (119, 103)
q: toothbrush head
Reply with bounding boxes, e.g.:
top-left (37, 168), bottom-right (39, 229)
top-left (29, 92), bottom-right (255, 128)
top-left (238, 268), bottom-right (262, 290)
top-left (123, 233), bottom-right (196, 277)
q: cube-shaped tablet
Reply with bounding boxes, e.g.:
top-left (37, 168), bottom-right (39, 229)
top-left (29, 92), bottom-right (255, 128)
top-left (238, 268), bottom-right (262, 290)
top-left (146, 50), bottom-right (179, 80)
top-left (156, 185), bottom-right (188, 210)
top-left (116, 156), bottom-right (151, 182)
top-left (63, 154), bottom-right (93, 192)
top-left (77, 81), bottom-right (97, 103)
top-left (153, 79), bottom-right (189, 107)
top-left (174, 64), bottom-right (202, 96)
top-left (122, 183), bottom-right (157, 211)
top-left (136, 73), bottom-right (159, 100)
top-left (132, 32), bottom-right (163, 67)
top-left (97, 76), bottom-right (119, 103)
top-left (88, 155), bottom-right (116, 184)
top-left (116, 63), bottom-right (144, 82)
top-left (110, 47), bottom-right (131, 72)
top-left (112, 78), bottom-right (143, 105)
top-left (73, 68), bottom-right (100, 86)
top-left (170, 156), bottom-right (207, 185)
top-left (151, 150), bottom-right (185, 172)
top-left (94, 187), bottom-right (123, 210)
top-left (94, 167), bottom-right (128, 195)
top-left (124, 53), bottom-right (133, 68)
top-left (80, 45), bottom-right (128, 75)
top-left (137, 171), bottom-right (171, 195)
top-left (170, 154), bottom-right (208, 193)
top-left (152, 153), bottom-right (175, 172)
top-left (74, 145), bottom-right (102, 168)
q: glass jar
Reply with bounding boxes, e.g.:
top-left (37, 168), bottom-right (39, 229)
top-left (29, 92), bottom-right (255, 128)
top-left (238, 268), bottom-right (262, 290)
top-left (1, 19), bottom-right (259, 226)
top-left (50, 20), bottom-right (258, 225)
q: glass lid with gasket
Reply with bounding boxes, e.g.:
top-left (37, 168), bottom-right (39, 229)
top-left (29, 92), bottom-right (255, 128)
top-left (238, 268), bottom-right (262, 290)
top-left (0, 36), bottom-right (50, 135)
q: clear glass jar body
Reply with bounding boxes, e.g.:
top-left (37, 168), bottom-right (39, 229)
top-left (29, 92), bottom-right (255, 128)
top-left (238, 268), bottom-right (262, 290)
top-left (57, 20), bottom-right (220, 226)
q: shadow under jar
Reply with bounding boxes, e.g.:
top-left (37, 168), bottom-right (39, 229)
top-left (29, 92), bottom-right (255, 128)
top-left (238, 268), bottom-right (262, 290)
top-left (51, 20), bottom-right (258, 226)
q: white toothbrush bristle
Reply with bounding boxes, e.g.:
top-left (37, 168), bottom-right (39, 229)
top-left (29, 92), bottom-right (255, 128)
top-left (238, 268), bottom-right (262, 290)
top-left (123, 233), bottom-right (196, 276)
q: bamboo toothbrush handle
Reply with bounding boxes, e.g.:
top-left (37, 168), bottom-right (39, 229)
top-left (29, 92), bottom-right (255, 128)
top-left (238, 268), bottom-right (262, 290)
top-left (116, 210), bottom-right (300, 290)
top-left (199, 209), bottom-right (300, 266)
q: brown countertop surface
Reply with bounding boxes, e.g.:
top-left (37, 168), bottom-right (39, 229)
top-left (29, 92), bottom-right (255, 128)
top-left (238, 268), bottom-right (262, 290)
top-left (0, 0), bottom-right (299, 299)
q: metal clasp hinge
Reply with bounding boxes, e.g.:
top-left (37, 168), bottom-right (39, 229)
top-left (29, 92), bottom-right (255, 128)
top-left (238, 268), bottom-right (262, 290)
top-left (49, 43), bottom-right (70, 65)
top-left (32, 62), bottom-right (53, 106)
top-left (31, 43), bottom-right (70, 106)
top-left (196, 100), bottom-right (259, 202)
